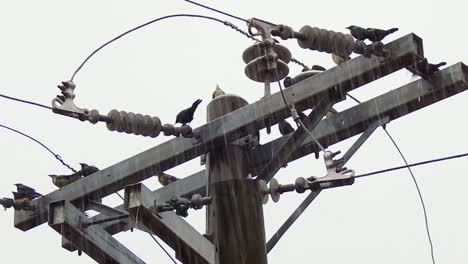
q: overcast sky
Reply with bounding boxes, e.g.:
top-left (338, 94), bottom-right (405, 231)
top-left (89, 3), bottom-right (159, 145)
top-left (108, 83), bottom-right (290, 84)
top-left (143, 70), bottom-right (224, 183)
top-left (1, 0), bottom-right (468, 263)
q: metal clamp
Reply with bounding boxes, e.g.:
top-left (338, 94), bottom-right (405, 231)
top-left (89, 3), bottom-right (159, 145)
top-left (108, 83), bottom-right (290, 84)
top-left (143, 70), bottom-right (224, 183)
top-left (307, 150), bottom-right (355, 191)
top-left (258, 150), bottom-right (354, 204)
top-left (52, 81), bottom-right (90, 121)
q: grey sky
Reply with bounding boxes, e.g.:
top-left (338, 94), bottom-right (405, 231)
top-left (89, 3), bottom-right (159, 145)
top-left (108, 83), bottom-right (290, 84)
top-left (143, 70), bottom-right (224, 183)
top-left (1, 0), bottom-right (467, 263)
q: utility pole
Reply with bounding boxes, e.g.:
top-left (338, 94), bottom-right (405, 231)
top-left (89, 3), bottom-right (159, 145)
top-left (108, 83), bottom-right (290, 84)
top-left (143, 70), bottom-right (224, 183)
top-left (206, 94), bottom-right (267, 264)
top-left (4, 14), bottom-right (468, 264)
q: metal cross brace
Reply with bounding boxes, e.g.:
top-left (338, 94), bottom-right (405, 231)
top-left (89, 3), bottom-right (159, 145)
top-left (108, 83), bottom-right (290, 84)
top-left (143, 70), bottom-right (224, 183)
top-left (266, 117), bottom-right (389, 253)
top-left (124, 183), bottom-right (214, 264)
top-left (63, 170), bottom-right (207, 252)
top-left (59, 62), bottom-right (468, 252)
top-left (256, 98), bottom-right (336, 183)
top-left (264, 62), bottom-right (468, 252)
top-left (48, 200), bottom-right (145, 264)
top-left (14, 34), bottom-right (423, 232)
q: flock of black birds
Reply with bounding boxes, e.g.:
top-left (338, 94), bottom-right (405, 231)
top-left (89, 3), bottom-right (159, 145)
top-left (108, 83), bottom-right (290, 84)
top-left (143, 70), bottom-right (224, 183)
top-left (0, 163), bottom-right (99, 210)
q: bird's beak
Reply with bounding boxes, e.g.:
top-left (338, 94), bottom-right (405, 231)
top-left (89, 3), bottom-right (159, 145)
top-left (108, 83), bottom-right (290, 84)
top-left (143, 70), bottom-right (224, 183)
top-left (345, 26), bottom-right (350, 29)
top-left (48, 175), bottom-right (55, 178)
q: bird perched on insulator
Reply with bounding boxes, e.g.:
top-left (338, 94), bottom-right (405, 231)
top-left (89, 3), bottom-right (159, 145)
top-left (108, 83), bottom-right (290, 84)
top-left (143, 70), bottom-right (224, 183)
top-left (212, 85), bottom-right (226, 99)
top-left (332, 54), bottom-right (350, 66)
top-left (346, 25), bottom-right (398, 42)
top-left (278, 119), bottom-right (295, 136)
top-left (176, 99), bottom-right (202, 126)
top-left (366, 27), bottom-right (398, 42)
top-left (49, 172), bottom-right (82, 188)
top-left (346, 25), bottom-right (368, 41)
top-left (158, 173), bottom-right (180, 186)
top-left (79, 163), bottom-right (99, 177)
top-left (13, 184), bottom-right (42, 200)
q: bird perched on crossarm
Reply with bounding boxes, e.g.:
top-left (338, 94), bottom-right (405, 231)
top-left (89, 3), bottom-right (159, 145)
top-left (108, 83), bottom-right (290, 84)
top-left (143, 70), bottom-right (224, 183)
top-left (49, 172), bottom-right (82, 188)
top-left (176, 99), bottom-right (202, 126)
top-left (79, 163), bottom-right (99, 177)
top-left (13, 184), bottom-right (42, 200)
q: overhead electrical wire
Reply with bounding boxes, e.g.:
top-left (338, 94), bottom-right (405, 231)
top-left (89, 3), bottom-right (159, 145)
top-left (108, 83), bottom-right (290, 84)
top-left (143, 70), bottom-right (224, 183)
top-left (0, 94), bottom-right (52, 110)
top-left (70, 12), bottom-right (310, 82)
top-left (0, 123), bottom-right (77, 173)
top-left (382, 128), bottom-right (436, 264)
top-left (355, 151), bottom-right (468, 178)
top-left (347, 94), bottom-right (436, 264)
top-left (183, 0), bottom-right (248, 23)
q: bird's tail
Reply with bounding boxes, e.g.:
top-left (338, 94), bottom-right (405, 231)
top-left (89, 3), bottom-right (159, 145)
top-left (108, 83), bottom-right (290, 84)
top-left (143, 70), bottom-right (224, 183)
top-left (387, 28), bottom-right (399, 34)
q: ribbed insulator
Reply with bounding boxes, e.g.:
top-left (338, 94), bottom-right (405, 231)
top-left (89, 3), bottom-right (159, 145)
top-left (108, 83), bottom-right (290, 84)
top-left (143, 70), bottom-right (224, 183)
top-left (106, 109), bottom-right (161, 138)
top-left (297, 26), bottom-right (355, 57)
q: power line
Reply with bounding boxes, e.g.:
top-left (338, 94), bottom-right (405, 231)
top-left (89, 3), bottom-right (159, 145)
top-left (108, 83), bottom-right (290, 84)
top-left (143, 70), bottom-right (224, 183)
top-left (382, 128), bottom-right (436, 264)
top-left (149, 234), bottom-right (178, 264)
top-left (0, 123), bottom-right (77, 173)
top-left (0, 94), bottom-right (52, 110)
top-left (355, 152), bottom-right (468, 178)
top-left (71, 14), bottom-right (243, 82)
top-left (182, 0), bottom-right (248, 23)
top-left (347, 94), bottom-right (436, 264)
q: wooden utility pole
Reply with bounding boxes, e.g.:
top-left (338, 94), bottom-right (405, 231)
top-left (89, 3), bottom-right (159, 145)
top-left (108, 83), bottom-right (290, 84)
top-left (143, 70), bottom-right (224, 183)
top-left (206, 95), bottom-right (268, 264)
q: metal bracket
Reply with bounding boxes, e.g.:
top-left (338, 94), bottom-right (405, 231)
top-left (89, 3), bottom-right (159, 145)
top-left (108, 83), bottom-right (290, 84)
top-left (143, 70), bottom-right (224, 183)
top-left (52, 81), bottom-right (90, 121)
top-left (307, 150), bottom-right (355, 191)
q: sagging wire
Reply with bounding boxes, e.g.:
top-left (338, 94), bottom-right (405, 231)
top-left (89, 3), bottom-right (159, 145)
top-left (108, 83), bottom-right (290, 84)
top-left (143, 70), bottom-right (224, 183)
top-left (383, 128), bottom-right (436, 264)
top-left (71, 14), bottom-right (239, 82)
top-left (71, 9), bottom-right (310, 82)
top-left (182, 0), bottom-right (248, 23)
top-left (348, 95), bottom-right (436, 264)
top-left (0, 123), bottom-right (77, 173)
top-left (0, 94), bottom-right (52, 110)
top-left (355, 151), bottom-right (468, 178)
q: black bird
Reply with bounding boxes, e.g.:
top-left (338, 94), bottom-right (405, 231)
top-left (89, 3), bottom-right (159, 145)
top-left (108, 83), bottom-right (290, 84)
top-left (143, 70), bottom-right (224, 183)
top-left (175, 99), bottom-right (202, 125)
top-left (278, 120), bottom-right (294, 135)
top-left (346, 25), bottom-right (368, 41)
top-left (79, 163), bottom-right (99, 177)
top-left (407, 58), bottom-right (446, 78)
top-left (366, 27), bottom-right (398, 42)
top-left (422, 61), bottom-right (447, 76)
top-left (13, 184), bottom-right (42, 200)
top-left (346, 25), bottom-right (398, 42)
top-left (0, 198), bottom-right (14, 210)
